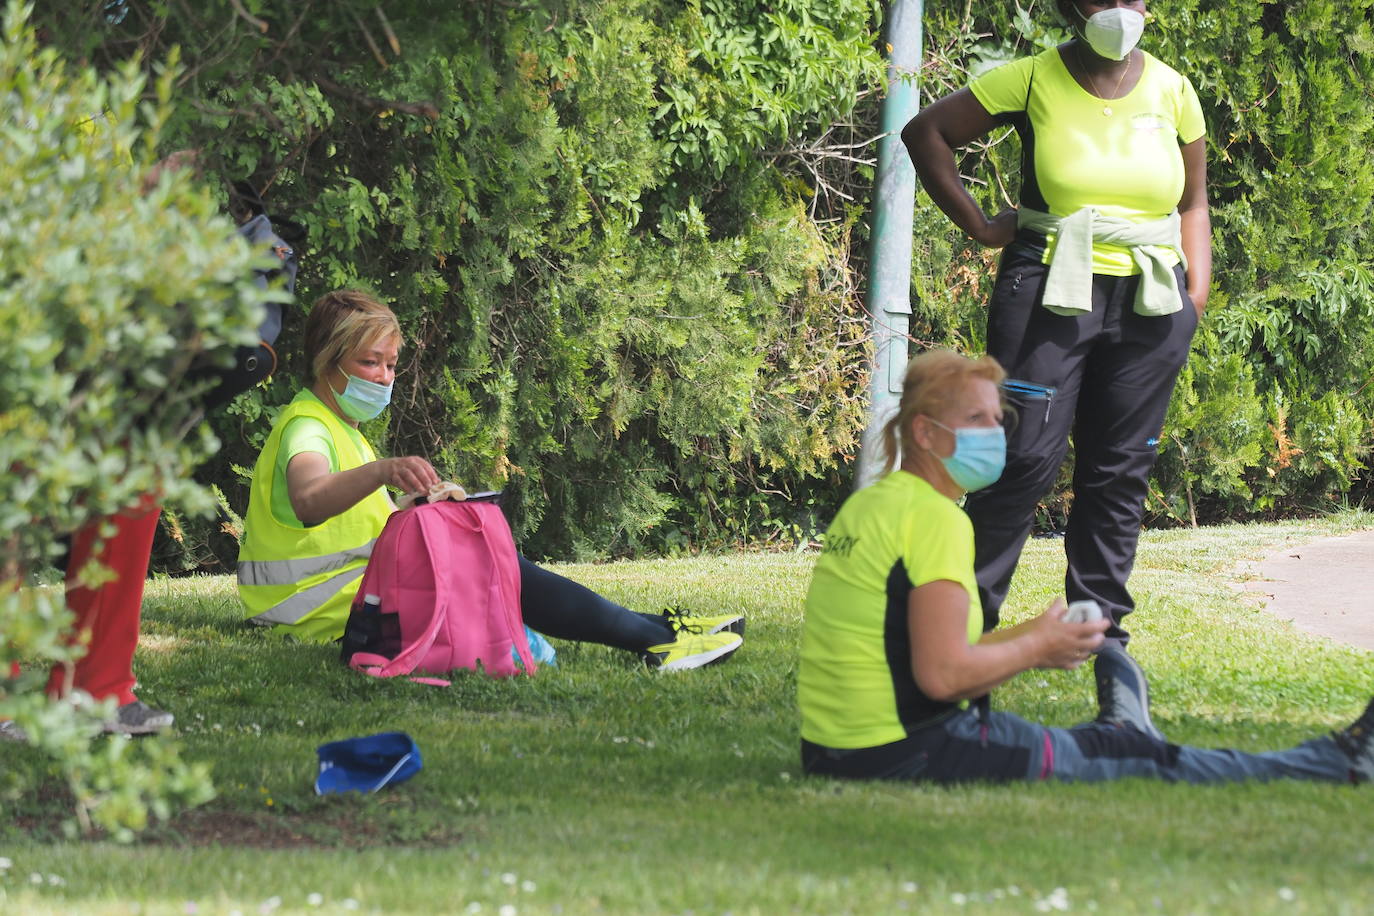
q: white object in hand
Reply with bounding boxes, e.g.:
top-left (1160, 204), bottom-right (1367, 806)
top-left (396, 480), bottom-right (468, 510)
top-left (1064, 600), bottom-right (1103, 623)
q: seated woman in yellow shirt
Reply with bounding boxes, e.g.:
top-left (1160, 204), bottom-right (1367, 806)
top-left (236, 289), bottom-right (743, 671)
top-left (799, 350), bottom-right (1373, 785)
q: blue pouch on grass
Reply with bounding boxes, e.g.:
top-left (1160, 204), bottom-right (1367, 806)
top-left (513, 625), bottom-right (557, 671)
top-left (315, 731), bottom-right (422, 795)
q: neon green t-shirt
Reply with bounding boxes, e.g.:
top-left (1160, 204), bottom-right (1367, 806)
top-left (799, 471), bottom-right (983, 750)
top-left (269, 391), bottom-right (377, 528)
top-left (969, 47), bottom-right (1205, 276)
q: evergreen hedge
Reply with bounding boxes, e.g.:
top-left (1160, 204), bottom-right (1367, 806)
top-left (28, 0), bottom-right (1374, 571)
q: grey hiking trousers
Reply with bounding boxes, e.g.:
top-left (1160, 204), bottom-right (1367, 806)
top-left (802, 707), bottom-right (1354, 785)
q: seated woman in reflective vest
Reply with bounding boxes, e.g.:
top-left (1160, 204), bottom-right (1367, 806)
top-left (237, 289), bottom-right (743, 670)
top-left (798, 349), bottom-right (1374, 785)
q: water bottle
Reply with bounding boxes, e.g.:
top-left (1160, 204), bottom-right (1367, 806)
top-left (342, 593), bottom-right (384, 663)
top-left (1064, 599), bottom-right (1103, 623)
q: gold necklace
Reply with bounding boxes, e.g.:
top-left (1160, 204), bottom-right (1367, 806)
top-left (1077, 45), bottom-right (1134, 117)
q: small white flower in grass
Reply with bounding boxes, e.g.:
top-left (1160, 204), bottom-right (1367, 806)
top-left (951, 892), bottom-right (967, 905)
top-left (260, 895), bottom-right (282, 914)
top-left (343, 900), bottom-right (360, 910)
top-left (466, 903), bottom-right (482, 914)
top-left (29, 873), bottom-right (42, 885)
top-left (307, 892), bottom-right (324, 906)
top-left (1036, 887), bottom-right (1071, 912)
top-left (499, 907), bottom-right (517, 916)
top-left (184, 903), bottom-right (199, 915)
top-left (779, 772), bottom-right (791, 781)
top-left (900, 882), bottom-right (917, 893)
top-left (297, 720), bottom-right (305, 727)
top-left (501, 872), bottom-right (517, 886)
top-left (612, 736), bottom-right (628, 744)
top-left (520, 880), bottom-right (536, 893)
top-left (0, 857), bottom-right (11, 869)
top-left (1278, 887), bottom-right (1296, 902)
top-left (1008, 886), bottom-right (1021, 896)
top-left (229, 910), bottom-right (243, 916)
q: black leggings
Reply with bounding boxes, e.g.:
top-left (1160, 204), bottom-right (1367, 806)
top-left (965, 236), bottom-right (1198, 643)
top-left (517, 556), bottom-right (675, 653)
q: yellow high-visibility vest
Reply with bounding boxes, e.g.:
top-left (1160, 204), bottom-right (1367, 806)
top-left (237, 391), bottom-right (392, 642)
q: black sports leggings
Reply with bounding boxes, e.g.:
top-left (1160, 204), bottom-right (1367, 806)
top-left (517, 556), bottom-right (674, 652)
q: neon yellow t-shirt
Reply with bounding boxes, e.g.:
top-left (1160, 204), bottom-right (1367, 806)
top-left (269, 391), bottom-right (375, 528)
top-left (799, 471), bottom-right (983, 750)
top-left (969, 47), bottom-right (1205, 276)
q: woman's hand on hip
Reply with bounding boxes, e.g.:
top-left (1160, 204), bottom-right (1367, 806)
top-left (1032, 598), bottom-right (1108, 670)
top-left (375, 456), bottom-right (441, 496)
top-left (973, 209), bottom-right (1018, 249)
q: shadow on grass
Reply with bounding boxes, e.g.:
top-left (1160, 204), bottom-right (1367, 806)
top-left (4, 769), bottom-right (468, 849)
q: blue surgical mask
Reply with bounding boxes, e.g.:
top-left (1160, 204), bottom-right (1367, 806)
top-left (1075, 6), bottom-right (1145, 61)
top-left (928, 420), bottom-right (1006, 492)
top-left (331, 373), bottom-right (393, 421)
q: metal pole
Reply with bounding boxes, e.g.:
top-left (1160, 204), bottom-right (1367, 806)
top-left (854, 0), bottom-right (923, 490)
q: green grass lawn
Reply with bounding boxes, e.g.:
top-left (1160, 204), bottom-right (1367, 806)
top-left (3, 515), bottom-right (1374, 915)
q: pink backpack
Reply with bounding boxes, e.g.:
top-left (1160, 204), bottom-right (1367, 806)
top-left (340, 501), bottom-right (535, 685)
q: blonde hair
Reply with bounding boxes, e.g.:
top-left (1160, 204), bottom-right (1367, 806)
top-left (880, 349), bottom-right (1006, 474)
top-left (302, 289), bottom-right (402, 384)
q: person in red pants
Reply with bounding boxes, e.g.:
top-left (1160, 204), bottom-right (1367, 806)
top-left (46, 492), bottom-right (173, 735)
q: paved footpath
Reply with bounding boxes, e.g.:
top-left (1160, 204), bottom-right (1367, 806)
top-left (1242, 530), bottom-right (1374, 651)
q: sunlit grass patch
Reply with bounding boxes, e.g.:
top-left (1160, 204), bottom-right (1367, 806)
top-left (2, 514), bottom-right (1373, 914)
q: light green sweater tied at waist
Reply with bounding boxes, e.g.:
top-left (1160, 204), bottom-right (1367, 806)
top-left (1017, 207), bottom-right (1186, 317)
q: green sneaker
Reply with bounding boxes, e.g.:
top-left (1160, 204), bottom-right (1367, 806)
top-left (643, 631), bottom-right (742, 671)
top-left (664, 606), bottom-right (746, 637)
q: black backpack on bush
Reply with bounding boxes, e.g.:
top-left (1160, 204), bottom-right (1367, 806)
top-left (192, 182), bottom-right (305, 411)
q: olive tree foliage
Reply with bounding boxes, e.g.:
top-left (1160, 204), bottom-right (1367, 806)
top-left (0, 1), bottom-right (275, 835)
top-left (910, 0), bottom-right (1374, 526)
top-left (34, 0), bottom-right (885, 564)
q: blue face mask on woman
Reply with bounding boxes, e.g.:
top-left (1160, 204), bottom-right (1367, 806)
top-left (928, 420), bottom-right (1007, 493)
top-left (332, 372), bottom-right (393, 422)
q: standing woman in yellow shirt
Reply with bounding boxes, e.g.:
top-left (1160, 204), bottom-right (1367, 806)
top-left (902, 0), bottom-right (1209, 648)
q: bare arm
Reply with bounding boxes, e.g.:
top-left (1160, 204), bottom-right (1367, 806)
top-left (908, 581), bottom-right (1107, 702)
top-left (900, 89), bottom-right (1017, 248)
top-left (286, 451), bottom-right (439, 527)
top-left (1178, 136), bottom-right (1211, 315)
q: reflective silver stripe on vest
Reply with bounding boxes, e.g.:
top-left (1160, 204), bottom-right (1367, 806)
top-left (247, 564), bottom-right (368, 626)
top-left (237, 541), bottom-right (376, 588)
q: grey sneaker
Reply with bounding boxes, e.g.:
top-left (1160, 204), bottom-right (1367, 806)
top-left (0, 720), bottom-right (27, 744)
top-left (104, 700), bottom-right (174, 736)
top-left (1093, 646), bottom-right (1164, 742)
top-left (1333, 696), bottom-right (1374, 785)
